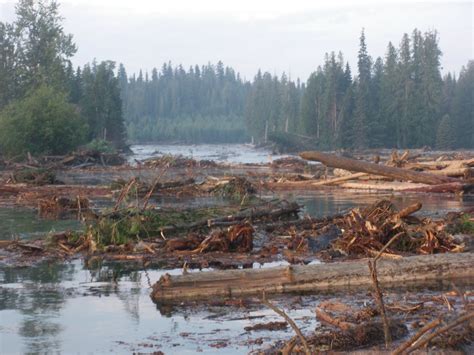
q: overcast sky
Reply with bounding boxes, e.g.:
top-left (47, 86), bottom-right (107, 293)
top-left (1, 0), bottom-right (472, 81)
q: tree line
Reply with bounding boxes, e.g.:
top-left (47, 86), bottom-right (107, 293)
top-left (119, 62), bottom-right (248, 143)
top-left (0, 0), bottom-right (126, 157)
top-left (122, 29), bottom-right (472, 149)
top-left (1, 0), bottom-right (472, 157)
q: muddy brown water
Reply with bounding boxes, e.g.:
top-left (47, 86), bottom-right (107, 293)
top-left (1, 144), bottom-right (473, 354)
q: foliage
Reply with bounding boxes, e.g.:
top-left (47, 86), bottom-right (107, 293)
top-left (449, 214), bottom-right (474, 235)
top-left (0, 1), bottom-right (127, 151)
top-left (78, 61), bottom-right (127, 147)
top-left (120, 61), bottom-right (248, 143)
top-left (127, 114), bottom-right (248, 143)
top-left (0, 0), bottom-right (76, 109)
top-left (0, 85), bottom-right (87, 156)
top-left (435, 114), bottom-right (455, 150)
top-left (118, 29), bottom-right (473, 149)
top-left (87, 206), bottom-right (235, 246)
top-left (84, 139), bottom-right (117, 154)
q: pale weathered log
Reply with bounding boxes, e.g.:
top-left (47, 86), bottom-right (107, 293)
top-left (300, 151), bottom-right (455, 185)
top-left (426, 167), bottom-right (471, 177)
top-left (407, 158), bottom-right (474, 169)
top-left (150, 252), bottom-right (474, 303)
top-left (338, 181), bottom-right (430, 191)
top-left (404, 182), bottom-right (473, 194)
top-left (308, 172), bottom-right (369, 186)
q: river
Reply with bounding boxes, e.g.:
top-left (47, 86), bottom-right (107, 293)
top-left (0, 144), bottom-right (472, 354)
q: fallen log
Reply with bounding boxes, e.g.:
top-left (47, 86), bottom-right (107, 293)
top-left (427, 167), bottom-right (472, 178)
top-left (404, 182), bottom-right (474, 194)
top-left (300, 151), bottom-right (455, 185)
top-left (150, 252), bottom-right (474, 303)
top-left (307, 172), bottom-right (369, 186)
top-left (158, 201), bottom-right (300, 235)
top-left (338, 181), bottom-right (430, 191)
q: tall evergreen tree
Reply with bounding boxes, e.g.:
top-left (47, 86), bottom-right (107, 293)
top-left (380, 42), bottom-right (400, 147)
top-left (452, 61), bottom-right (474, 148)
top-left (353, 29), bottom-right (372, 148)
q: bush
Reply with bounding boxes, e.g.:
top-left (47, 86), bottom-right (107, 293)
top-left (84, 139), bottom-right (116, 154)
top-left (0, 85), bottom-right (87, 157)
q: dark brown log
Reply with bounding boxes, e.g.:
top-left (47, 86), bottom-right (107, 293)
top-left (299, 151), bottom-right (455, 185)
top-left (150, 252), bottom-right (474, 304)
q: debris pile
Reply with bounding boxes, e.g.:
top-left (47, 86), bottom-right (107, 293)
top-left (10, 168), bottom-right (59, 185)
top-left (57, 150), bottom-right (126, 167)
top-left (166, 224), bottom-right (254, 253)
top-left (329, 199), bottom-right (464, 258)
top-left (142, 155), bottom-right (217, 169)
top-left (209, 177), bottom-right (257, 198)
top-left (38, 195), bottom-right (91, 219)
top-left (266, 150), bottom-right (474, 193)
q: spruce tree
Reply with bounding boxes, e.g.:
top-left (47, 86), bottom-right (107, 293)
top-left (353, 29), bottom-right (372, 149)
top-left (436, 114), bottom-right (455, 149)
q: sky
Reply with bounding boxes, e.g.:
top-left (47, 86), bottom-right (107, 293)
top-left (0, 0), bottom-right (472, 81)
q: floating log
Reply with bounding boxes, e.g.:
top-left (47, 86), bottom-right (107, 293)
top-left (299, 151), bottom-right (455, 185)
top-left (150, 252), bottom-right (474, 303)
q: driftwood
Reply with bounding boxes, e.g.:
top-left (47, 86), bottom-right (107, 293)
top-left (306, 172), bottom-right (369, 186)
top-left (150, 252), bottom-right (474, 303)
top-left (158, 201), bottom-right (300, 235)
top-left (300, 151), bottom-right (455, 185)
top-left (404, 182), bottom-right (474, 194)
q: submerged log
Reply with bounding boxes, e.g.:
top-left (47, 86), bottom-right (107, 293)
top-left (150, 252), bottom-right (474, 303)
top-left (300, 151), bottom-right (455, 185)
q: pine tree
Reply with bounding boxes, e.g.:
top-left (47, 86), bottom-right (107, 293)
top-left (436, 114), bottom-right (455, 149)
top-left (452, 61), bottom-right (474, 148)
top-left (381, 42), bottom-right (400, 147)
top-left (353, 29), bottom-right (372, 149)
top-left (370, 57), bottom-right (384, 147)
top-left (398, 33), bottom-right (413, 148)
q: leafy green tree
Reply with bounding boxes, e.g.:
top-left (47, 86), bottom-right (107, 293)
top-left (14, 0), bottom-right (76, 94)
top-left (0, 85), bottom-right (87, 156)
top-left (0, 22), bottom-right (17, 109)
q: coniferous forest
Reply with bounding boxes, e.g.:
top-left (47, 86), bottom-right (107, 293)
top-left (0, 0), bottom-right (472, 157)
top-left (121, 29), bottom-right (473, 149)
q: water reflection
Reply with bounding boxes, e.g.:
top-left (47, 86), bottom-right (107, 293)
top-left (0, 262), bottom-right (75, 353)
top-left (293, 191), bottom-right (474, 218)
top-left (0, 207), bottom-right (81, 241)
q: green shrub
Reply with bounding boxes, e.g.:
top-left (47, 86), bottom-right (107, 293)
top-left (84, 139), bottom-right (116, 154)
top-left (0, 85), bottom-right (87, 157)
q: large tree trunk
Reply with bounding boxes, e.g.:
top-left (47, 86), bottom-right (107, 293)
top-left (299, 151), bottom-right (455, 185)
top-left (150, 252), bottom-right (474, 303)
